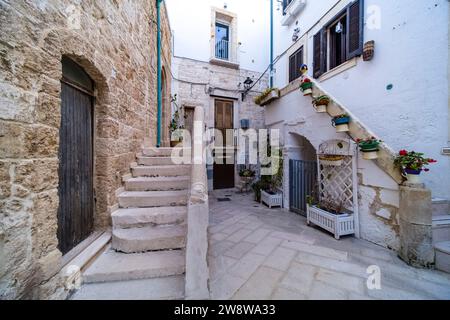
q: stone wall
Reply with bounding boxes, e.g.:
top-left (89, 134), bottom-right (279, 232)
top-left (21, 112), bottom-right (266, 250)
top-left (0, 0), bottom-right (172, 299)
top-left (172, 56), bottom-right (268, 188)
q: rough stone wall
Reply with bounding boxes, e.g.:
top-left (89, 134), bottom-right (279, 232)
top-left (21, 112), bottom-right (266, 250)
top-left (0, 1), bottom-right (171, 299)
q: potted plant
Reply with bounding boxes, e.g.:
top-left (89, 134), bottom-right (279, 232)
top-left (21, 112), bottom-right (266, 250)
top-left (307, 193), bottom-right (355, 240)
top-left (332, 114), bottom-right (350, 132)
top-left (312, 95), bottom-right (330, 113)
top-left (394, 150), bottom-right (437, 184)
top-left (357, 137), bottom-right (382, 160)
top-left (254, 88), bottom-right (280, 106)
top-left (319, 154), bottom-right (344, 166)
top-left (300, 78), bottom-right (313, 96)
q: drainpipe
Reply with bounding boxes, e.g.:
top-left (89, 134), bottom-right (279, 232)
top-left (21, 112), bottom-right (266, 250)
top-left (156, 0), bottom-right (163, 147)
top-left (270, 0), bottom-right (274, 88)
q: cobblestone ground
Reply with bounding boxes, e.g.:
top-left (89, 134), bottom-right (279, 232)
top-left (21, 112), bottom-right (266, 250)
top-left (208, 189), bottom-right (450, 300)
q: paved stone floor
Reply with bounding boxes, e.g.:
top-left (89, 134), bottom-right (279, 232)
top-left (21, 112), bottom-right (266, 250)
top-left (208, 189), bottom-right (450, 300)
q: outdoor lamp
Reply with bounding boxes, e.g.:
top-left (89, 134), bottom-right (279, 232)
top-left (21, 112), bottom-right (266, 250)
top-left (244, 77), bottom-right (253, 90)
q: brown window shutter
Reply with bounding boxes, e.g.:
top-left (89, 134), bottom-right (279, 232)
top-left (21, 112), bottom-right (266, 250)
top-left (289, 54), bottom-right (296, 82)
top-left (313, 28), bottom-right (327, 79)
top-left (346, 0), bottom-right (364, 59)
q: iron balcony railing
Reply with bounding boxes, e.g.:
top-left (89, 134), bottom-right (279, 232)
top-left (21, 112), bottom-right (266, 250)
top-left (215, 39), bottom-right (230, 60)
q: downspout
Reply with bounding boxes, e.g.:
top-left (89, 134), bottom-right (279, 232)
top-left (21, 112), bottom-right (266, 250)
top-left (156, 0), bottom-right (163, 147)
top-left (270, 0), bottom-right (274, 88)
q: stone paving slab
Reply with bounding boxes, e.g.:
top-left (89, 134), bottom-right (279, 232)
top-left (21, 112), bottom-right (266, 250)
top-left (208, 189), bottom-right (450, 300)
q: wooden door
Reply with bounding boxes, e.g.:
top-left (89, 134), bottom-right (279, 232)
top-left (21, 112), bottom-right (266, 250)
top-left (58, 57), bottom-right (94, 255)
top-left (213, 100), bottom-right (235, 189)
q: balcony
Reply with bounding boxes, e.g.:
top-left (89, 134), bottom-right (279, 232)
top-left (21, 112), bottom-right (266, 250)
top-left (210, 39), bottom-right (239, 69)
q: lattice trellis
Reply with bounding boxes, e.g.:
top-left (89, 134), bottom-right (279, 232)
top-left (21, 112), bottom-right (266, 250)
top-left (316, 139), bottom-right (360, 237)
top-left (319, 156), bottom-right (354, 211)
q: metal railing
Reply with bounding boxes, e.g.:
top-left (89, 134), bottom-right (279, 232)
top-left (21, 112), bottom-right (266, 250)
top-left (215, 39), bottom-right (230, 60)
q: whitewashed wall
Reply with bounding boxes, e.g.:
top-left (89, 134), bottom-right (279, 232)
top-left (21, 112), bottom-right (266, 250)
top-left (271, 0), bottom-right (450, 199)
top-left (166, 0), bottom-right (271, 72)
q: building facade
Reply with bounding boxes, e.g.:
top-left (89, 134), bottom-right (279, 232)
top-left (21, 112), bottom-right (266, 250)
top-left (166, 0), bottom-right (270, 190)
top-left (0, 0), bottom-right (172, 299)
top-left (262, 0), bottom-right (449, 251)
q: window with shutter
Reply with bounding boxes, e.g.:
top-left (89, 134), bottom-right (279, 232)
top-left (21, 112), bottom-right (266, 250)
top-left (288, 46), bottom-right (303, 83)
top-left (313, 0), bottom-right (364, 78)
top-left (346, 0), bottom-right (364, 59)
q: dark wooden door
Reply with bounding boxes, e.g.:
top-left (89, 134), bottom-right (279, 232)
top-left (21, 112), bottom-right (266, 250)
top-left (289, 160), bottom-right (317, 216)
top-left (213, 100), bottom-right (235, 189)
top-left (58, 74), bottom-right (94, 254)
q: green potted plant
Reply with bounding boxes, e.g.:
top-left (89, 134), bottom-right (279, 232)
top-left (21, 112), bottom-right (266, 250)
top-left (318, 154), bottom-right (344, 166)
top-left (300, 78), bottom-right (313, 96)
top-left (312, 95), bottom-right (330, 113)
top-left (331, 114), bottom-right (350, 132)
top-left (254, 88), bottom-right (280, 106)
top-left (394, 150), bottom-right (437, 184)
top-left (357, 137), bottom-right (382, 160)
top-left (169, 109), bottom-right (184, 147)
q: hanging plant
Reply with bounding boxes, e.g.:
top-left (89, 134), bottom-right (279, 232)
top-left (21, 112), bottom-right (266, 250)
top-left (357, 137), bottom-right (382, 160)
top-left (312, 95), bottom-right (330, 113)
top-left (331, 114), bottom-right (350, 132)
top-left (394, 150), bottom-right (437, 184)
top-left (319, 155), bottom-right (344, 166)
top-left (300, 78), bottom-right (313, 96)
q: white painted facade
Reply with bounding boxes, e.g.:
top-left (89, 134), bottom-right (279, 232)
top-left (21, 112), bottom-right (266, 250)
top-left (270, 0), bottom-right (450, 199)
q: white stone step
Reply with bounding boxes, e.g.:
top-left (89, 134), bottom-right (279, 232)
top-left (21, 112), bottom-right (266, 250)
top-left (432, 198), bottom-right (450, 217)
top-left (142, 147), bottom-right (189, 157)
top-left (112, 206), bottom-right (187, 229)
top-left (132, 165), bottom-right (190, 178)
top-left (432, 215), bottom-right (450, 243)
top-left (118, 190), bottom-right (188, 208)
top-left (125, 176), bottom-right (190, 191)
top-left (435, 241), bottom-right (450, 274)
top-left (71, 275), bottom-right (185, 300)
top-left (137, 156), bottom-right (179, 166)
top-left (112, 225), bottom-right (187, 253)
top-left (82, 249), bottom-right (185, 283)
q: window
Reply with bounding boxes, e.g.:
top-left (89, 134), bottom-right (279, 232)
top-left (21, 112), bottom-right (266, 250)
top-left (313, 0), bottom-right (364, 78)
top-left (282, 0), bottom-right (294, 15)
top-left (215, 22), bottom-right (230, 60)
top-left (289, 46), bottom-right (304, 83)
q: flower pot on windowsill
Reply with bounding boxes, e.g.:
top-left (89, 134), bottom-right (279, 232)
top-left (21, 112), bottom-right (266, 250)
top-left (319, 155), bottom-right (344, 166)
top-left (332, 116), bottom-right (350, 133)
top-left (405, 168), bottom-right (421, 184)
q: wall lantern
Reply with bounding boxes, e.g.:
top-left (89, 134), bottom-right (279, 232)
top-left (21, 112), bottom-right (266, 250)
top-left (243, 77), bottom-right (254, 90)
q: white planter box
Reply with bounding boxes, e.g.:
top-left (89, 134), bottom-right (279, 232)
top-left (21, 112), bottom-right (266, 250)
top-left (307, 205), bottom-right (355, 239)
top-left (260, 89), bottom-right (280, 106)
top-left (261, 190), bottom-right (283, 208)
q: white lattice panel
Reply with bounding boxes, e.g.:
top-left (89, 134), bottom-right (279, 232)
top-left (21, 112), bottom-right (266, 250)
top-left (319, 156), bottom-right (354, 211)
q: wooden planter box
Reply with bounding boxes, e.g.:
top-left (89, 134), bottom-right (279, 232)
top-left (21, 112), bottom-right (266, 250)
top-left (307, 205), bottom-right (355, 239)
top-left (260, 89), bottom-right (280, 106)
top-left (261, 190), bottom-right (283, 208)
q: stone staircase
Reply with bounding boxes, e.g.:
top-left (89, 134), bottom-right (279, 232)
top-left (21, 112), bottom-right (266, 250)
top-left (72, 147), bottom-right (191, 300)
top-left (433, 199), bottom-right (450, 273)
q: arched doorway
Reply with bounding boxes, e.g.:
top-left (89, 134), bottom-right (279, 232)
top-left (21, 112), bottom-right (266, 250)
top-left (57, 56), bottom-right (95, 255)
